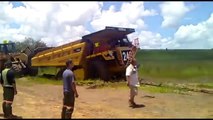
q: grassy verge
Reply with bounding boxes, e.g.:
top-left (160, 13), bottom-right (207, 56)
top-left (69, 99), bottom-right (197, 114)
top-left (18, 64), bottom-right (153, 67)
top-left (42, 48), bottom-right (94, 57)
top-left (196, 83), bottom-right (213, 89)
top-left (76, 79), bottom-right (127, 89)
top-left (76, 79), bottom-right (213, 94)
top-left (16, 76), bottom-right (62, 86)
top-left (16, 76), bottom-right (213, 94)
top-left (139, 85), bottom-right (188, 94)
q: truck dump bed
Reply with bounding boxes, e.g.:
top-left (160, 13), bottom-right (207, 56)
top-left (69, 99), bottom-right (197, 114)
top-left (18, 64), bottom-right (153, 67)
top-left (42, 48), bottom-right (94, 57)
top-left (31, 40), bottom-right (86, 67)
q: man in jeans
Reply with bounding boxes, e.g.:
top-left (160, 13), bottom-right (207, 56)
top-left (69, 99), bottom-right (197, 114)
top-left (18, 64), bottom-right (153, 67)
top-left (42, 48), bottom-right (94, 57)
top-left (61, 59), bottom-right (79, 119)
top-left (126, 58), bottom-right (140, 107)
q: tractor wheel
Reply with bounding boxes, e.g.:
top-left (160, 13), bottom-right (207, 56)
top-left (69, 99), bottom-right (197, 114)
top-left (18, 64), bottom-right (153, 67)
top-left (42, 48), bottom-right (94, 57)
top-left (29, 67), bottom-right (38, 76)
top-left (92, 60), bottom-right (110, 82)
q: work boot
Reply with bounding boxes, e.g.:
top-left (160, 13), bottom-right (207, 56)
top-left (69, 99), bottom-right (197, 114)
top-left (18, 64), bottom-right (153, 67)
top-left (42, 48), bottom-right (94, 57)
top-left (61, 107), bottom-right (66, 119)
top-left (4, 103), bottom-right (12, 118)
top-left (3, 103), bottom-right (22, 119)
top-left (128, 100), bottom-right (137, 107)
top-left (132, 101), bottom-right (137, 106)
top-left (65, 108), bottom-right (73, 119)
top-left (5, 114), bottom-right (22, 119)
top-left (2, 102), bottom-right (6, 117)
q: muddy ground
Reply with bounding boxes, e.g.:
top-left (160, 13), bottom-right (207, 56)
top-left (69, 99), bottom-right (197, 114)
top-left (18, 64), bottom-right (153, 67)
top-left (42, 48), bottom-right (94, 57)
top-left (0, 78), bottom-right (212, 119)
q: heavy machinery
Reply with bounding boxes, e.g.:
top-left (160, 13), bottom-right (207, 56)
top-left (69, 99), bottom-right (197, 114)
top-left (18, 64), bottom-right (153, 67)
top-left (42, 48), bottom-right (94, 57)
top-left (31, 26), bottom-right (136, 81)
top-left (0, 39), bottom-right (57, 77)
top-left (0, 41), bottom-right (28, 74)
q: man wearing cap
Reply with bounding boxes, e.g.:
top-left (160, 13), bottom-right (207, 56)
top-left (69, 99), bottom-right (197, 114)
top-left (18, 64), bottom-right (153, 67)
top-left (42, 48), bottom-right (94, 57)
top-left (0, 61), bottom-right (20, 119)
top-left (61, 59), bottom-right (79, 119)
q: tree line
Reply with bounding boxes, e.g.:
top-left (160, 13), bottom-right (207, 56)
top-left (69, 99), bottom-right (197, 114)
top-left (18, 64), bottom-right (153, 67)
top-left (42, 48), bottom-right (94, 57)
top-left (15, 37), bottom-right (47, 52)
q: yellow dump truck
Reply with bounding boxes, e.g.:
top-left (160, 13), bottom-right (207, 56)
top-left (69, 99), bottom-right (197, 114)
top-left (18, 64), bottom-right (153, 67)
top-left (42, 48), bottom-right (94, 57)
top-left (31, 26), bottom-right (135, 81)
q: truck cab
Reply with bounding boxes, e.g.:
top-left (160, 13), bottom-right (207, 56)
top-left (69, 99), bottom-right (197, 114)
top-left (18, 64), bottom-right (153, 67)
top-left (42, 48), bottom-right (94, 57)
top-left (81, 26), bottom-right (135, 81)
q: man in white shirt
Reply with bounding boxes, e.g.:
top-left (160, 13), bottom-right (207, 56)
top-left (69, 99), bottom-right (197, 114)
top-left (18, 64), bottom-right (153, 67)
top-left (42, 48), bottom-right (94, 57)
top-left (126, 58), bottom-right (140, 107)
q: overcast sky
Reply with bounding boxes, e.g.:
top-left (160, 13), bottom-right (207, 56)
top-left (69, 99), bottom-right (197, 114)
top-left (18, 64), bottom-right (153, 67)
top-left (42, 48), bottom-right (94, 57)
top-left (1, 1), bottom-right (213, 49)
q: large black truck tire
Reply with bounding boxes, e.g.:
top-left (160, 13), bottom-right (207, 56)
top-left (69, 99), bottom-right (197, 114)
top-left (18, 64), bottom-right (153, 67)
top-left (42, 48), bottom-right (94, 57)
top-left (92, 60), bottom-right (110, 82)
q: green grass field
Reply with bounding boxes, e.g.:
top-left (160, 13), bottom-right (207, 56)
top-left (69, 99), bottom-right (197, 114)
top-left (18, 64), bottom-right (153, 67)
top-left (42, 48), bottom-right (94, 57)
top-left (136, 49), bottom-right (213, 84)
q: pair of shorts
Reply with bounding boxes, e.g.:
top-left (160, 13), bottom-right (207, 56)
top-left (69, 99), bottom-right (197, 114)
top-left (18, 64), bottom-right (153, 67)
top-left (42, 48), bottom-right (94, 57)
top-left (3, 87), bottom-right (14, 102)
top-left (63, 92), bottom-right (75, 107)
top-left (129, 85), bottom-right (138, 97)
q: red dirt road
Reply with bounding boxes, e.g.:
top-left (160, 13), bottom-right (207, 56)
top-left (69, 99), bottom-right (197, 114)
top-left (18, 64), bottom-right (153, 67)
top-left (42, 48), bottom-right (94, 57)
top-left (0, 78), bottom-right (212, 118)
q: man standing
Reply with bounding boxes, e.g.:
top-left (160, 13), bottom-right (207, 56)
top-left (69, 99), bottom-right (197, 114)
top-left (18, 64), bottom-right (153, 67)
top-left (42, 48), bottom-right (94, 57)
top-left (1, 61), bottom-right (20, 119)
top-left (61, 59), bottom-right (79, 119)
top-left (126, 58), bottom-right (140, 107)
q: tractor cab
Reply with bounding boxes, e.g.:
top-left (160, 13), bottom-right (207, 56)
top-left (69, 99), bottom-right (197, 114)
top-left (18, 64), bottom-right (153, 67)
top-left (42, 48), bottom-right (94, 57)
top-left (0, 41), bottom-right (16, 54)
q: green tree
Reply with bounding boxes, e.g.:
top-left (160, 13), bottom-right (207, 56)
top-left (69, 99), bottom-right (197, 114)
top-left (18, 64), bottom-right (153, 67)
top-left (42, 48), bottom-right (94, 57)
top-left (15, 37), bottom-right (47, 52)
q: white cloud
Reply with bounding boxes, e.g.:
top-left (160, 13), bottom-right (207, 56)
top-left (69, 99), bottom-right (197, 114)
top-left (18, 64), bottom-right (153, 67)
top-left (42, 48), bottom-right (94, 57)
top-left (1, 2), bottom-right (212, 49)
top-left (0, 1), bottom-right (158, 48)
top-left (173, 13), bottom-right (213, 49)
top-left (160, 2), bottom-right (192, 28)
top-left (0, 2), bottom-right (102, 46)
top-left (131, 12), bottom-right (213, 49)
top-left (128, 31), bottom-right (175, 49)
top-left (91, 2), bottom-right (157, 31)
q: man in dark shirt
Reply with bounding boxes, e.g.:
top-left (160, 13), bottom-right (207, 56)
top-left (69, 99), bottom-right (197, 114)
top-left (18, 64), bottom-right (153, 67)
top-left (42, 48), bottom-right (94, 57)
top-left (1, 61), bottom-right (20, 119)
top-left (61, 59), bottom-right (79, 119)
